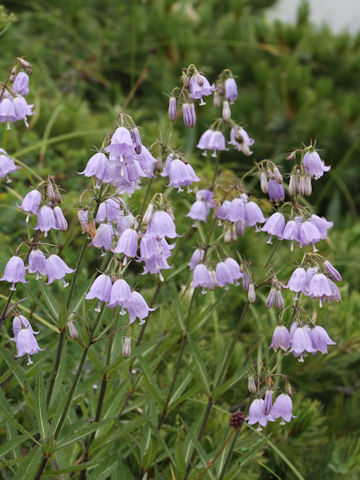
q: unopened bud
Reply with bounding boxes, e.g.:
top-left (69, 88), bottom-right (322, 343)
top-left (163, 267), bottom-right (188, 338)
top-left (53, 205), bottom-right (68, 231)
top-left (182, 103), bottom-right (196, 127)
top-left (222, 100), bottom-right (231, 121)
top-left (213, 91), bottom-right (221, 108)
top-left (266, 287), bottom-right (276, 309)
top-left (131, 127), bottom-right (142, 154)
top-left (122, 337), bottom-right (132, 358)
top-left (18, 58), bottom-right (32, 73)
top-left (242, 272), bottom-right (250, 292)
top-left (68, 321), bottom-right (78, 339)
top-left (248, 283), bottom-right (256, 303)
top-left (288, 173), bottom-right (299, 196)
top-left (155, 156), bottom-right (162, 172)
top-left (168, 96), bottom-right (177, 121)
top-left (229, 410), bottom-right (245, 430)
top-left (182, 75), bottom-right (190, 88)
top-left (273, 166), bottom-right (283, 184)
top-left (286, 381), bottom-right (293, 396)
top-left (142, 203), bottom-right (154, 226)
top-left (303, 175), bottom-right (312, 196)
top-left (46, 182), bottom-right (57, 203)
top-left (9, 67), bottom-right (17, 83)
top-left (248, 375), bottom-right (257, 394)
top-left (286, 151), bottom-right (296, 161)
top-left (259, 172), bottom-right (268, 194)
top-left (275, 289), bottom-right (284, 310)
top-left (224, 224), bottom-right (233, 243)
top-left (78, 209), bottom-right (89, 234)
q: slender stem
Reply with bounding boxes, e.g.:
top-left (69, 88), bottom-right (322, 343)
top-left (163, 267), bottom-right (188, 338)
top-left (66, 237), bottom-right (88, 310)
top-left (157, 291), bottom-right (196, 429)
top-left (218, 428), bottom-right (241, 480)
top-left (46, 329), bottom-right (66, 407)
top-left (0, 291), bottom-right (14, 328)
top-left (78, 323), bottom-right (115, 480)
top-left (196, 430), bottom-right (234, 480)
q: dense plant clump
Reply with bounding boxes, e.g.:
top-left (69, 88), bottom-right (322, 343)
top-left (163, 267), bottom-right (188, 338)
top-left (0, 51), bottom-right (344, 479)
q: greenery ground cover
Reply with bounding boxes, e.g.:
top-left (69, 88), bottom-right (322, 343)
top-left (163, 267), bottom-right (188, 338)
top-left (0, 1), bottom-right (359, 478)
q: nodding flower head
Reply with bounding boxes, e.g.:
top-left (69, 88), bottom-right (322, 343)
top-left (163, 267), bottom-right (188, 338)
top-left (28, 249), bottom-right (47, 279)
top-left (35, 205), bottom-right (57, 235)
top-left (85, 274), bottom-right (112, 311)
top-left (269, 394), bottom-right (295, 425)
top-left (0, 255), bottom-right (27, 290)
top-left (303, 151), bottom-right (330, 179)
top-left (13, 72), bottom-right (30, 96)
top-left (105, 127), bottom-right (135, 158)
top-left (224, 77), bottom-right (238, 103)
top-left (20, 189), bottom-right (41, 219)
top-left (247, 399), bottom-right (268, 431)
top-left (147, 211), bottom-right (178, 239)
top-left (228, 126), bottom-right (254, 156)
top-left (182, 103), bottom-right (196, 127)
top-left (0, 149), bottom-right (19, 182)
top-left (268, 180), bottom-right (285, 203)
top-left (197, 129), bottom-right (226, 157)
top-left (46, 255), bottom-right (74, 287)
top-left (188, 73), bottom-right (215, 105)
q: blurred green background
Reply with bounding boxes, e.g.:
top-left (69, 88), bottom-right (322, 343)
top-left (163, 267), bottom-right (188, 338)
top-left (0, 1), bottom-right (360, 478)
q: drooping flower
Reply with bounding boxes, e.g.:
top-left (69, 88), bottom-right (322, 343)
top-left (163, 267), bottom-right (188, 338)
top-left (228, 126), bottom-right (254, 156)
top-left (298, 220), bottom-right (321, 250)
top-left (307, 273), bottom-right (332, 305)
top-left (28, 249), bottom-right (47, 279)
top-left (15, 327), bottom-right (45, 365)
top-left (46, 255), bottom-right (74, 287)
top-left (91, 223), bottom-right (114, 252)
top-left (309, 325), bottom-right (336, 354)
top-left (247, 399), bottom-right (268, 431)
top-left (126, 291), bottom-right (154, 324)
top-left (0, 149), bottom-right (19, 182)
top-left (308, 214), bottom-right (333, 239)
top-left (96, 198), bottom-right (122, 223)
top-left (268, 180), bottom-right (285, 203)
top-left (283, 217), bottom-right (302, 250)
top-left (287, 267), bottom-right (307, 293)
top-left (164, 158), bottom-right (200, 191)
top-left (262, 212), bottom-right (285, 244)
top-left (112, 228), bottom-right (138, 258)
top-left (197, 129), bottom-right (227, 157)
top-left (189, 74), bottom-right (215, 105)
top-left (224, 77), bottom-right (238, 103)
top-left (131, 127), bottom-right (142, 154)
top-left (85, 274), bottom-right (112, 311)
top-left (12, 315), bottom-right (39, 341)
top-left (244, 201), bottom-right (265, 228)
top-left (187, 200), bottom-right (210, 222)
top-left (13, 72), bottom-right (30, 96)
top-left (107, 279), bottom-right (132, 312)
top-left (289, 325), bottom-right (315, 361)
top-left (147, 211), bottom-right (178, 239)
top-left (35, 206), bottom-right (57, 236)
top-left (270, 325), bottom-right (291, 351)
top-left (0, 97), bottom-right (16, 128)
top-left (224, 257), bottom-right (243, 285)
top-left (215, 261), bottom-right (233, 288)
top-left (269, 394), bottom-right (295, 425)
top-left (105, 127), bottom-right (136, 158)
top-left (0, 255), bottom-right (27, 290)
top-left (137, 146), bottom-right (157, 177)
top-left (78, 152), bottom-right (110, 184)
top-left (303, 151), bottom-right (330, 179)
top-left (19, 189), bottom-right (41, 220)
top-left (192, 264), bottom-right (213, 293)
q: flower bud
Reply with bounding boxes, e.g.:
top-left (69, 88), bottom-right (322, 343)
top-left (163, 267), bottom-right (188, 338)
top-left (224, 224), bottom-right (233, 243)
top-left (242, 272), bottom-right (249, 291)
top-left (78, 209), bottom-right (89, 234)
top-left (266, 287), bottom-right (276, 309)
top-left (67, 321), bottom-right (78, 339)
top-left (131, 127), bottom-right (142, 154)
top-left (155, 156), bottom-right (162, 172)
top-left (182, 103), bottom-right (196, 127)
top-left (9, 67), bottom-right (17, 83)
top-left (222, 100), bottom-right (231, 121)
top-left (213, 91), bottom-right (221, 108)
top-left (168, 96), bottom-right (177, 121)
top-left (275, 289), bottom-right (284, 310)
top-left (122, 337), bottom-right (132, 358)
top-left (231, 224), bottom-right (238, 242)
top-left (286, 151), bottom-right (296, 161)
top-left (142, 203), bottom-right (154, 226)
top-left (273, 166), bottom-right (283, 184)
top-left (182, 75), bottom-right (190, 88)
top-left (18, 58), bottom-right (32, 73)
top-left (248, 375), bottom-right (257, 394)
top-left (248, 283), bottom-right (256, 303)
top-left (289, 173), bottom-right (299, 196)
top-left (324, 260), bottom-right (342, 282)
top-left (259, 172), bottom-right (268, 194)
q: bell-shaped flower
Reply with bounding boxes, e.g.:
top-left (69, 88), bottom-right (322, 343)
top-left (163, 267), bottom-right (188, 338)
top-left (228, 126), bottom-right (254, 156)
top-left (15, 327), bottom-right (45, 365)
top-left (244, 201), bottom-right (265, 228)
top-left (247, 399), bottom-right (268, 431)
top-left (309, 325), bottom-right (336, 354)
top-left (105, 127), bottom-right (136, 158)
top-left (53, 206), bottom-right (68, 231)
top-left (78, 152), bottom-right (110, 184)
top-left (91, 223), bottom-right (114, 252)
top-left (224, 258), bottom-right (243, 284)
top-left (189, 248), bottom-right (204, 271)
top-left (147, 211), bottom-right (178, 239)
top-left (262, 212), bottom-right (285, 244)
top-left (35, 205), bottom-right (57, 236)
top-left (269, 394), bottom-right (295, 425)
top-left (187, 200), bottom-right (209, 222)
top-left (215, 261), bottom-right (234, 288)
top-left (303, 151), bottom-right (330, 179)
top-left (192, 264), bottom-right (213, 294)
top-left (137, 145), bottom-right (157, 177)
top-left (19, 189), bottom-right (41, 220)
top-left (268, 180), bottom-right (285, 203)
top-left (225, 77), bottom-right (238, 103)
top-left (189, 74), bottom-right (215, 105)
top-left (290, 325), bottom-right (315, 361)
top-left (182, 103), bottom-right (196, 127)
top-left (28, 249), bottom-right (47, 279)
top-left (85, 274), bottom-right (112, 311)
top-left (113, 228), bottom-right (138, 258)
top-left (46, 254), bottom-right (74, 287)
top-left (12, 315), bottom-right (39, 341)
top-left (126, 291), bottom-right (155, 324)
top-left (0, 255), bottom-right (27, 290)
top-left (270, 325), bottom-right (291, 351)
top-left (107, 279), bottom-right (132, 312)
top-left (287, 267), bottom-right (307, 293)
top-left (13, 72), bottom-right (30, 95)
top-left (0, 149), bottom-right (19, 182)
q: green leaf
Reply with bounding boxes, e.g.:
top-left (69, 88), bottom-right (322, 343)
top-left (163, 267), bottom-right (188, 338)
top-left (0, 391), bottom-right (39, 445)
top-left (180, 417), bottom-right (214, 477)
top-left (13, 447), bottom-right (43, 480)
top-left (0, 434), bottom-right (28, 459)
top-left (56, 418), bottom-right (112, 450)
top-left (37, 283), bottom-right (59, 321)
top-left (137, 356), bottom-right (163, 408)
top-left (212, 371), bottom-right (247, 400)
top-left (35, 372), bottom-right (50, 442)
top-left (186, 334), bottom-right (210, 395)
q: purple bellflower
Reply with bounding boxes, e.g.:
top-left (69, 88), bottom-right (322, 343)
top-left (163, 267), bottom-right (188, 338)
top-left (107, 279), bottom-right (132, 313)
top-left (189, 249), bottom-right (204, 271)
top-left (12, 315), bottom-right (39, 341)
top-left (189, 74), bottom-right (215, 105)
top-left (224, 258), bottom-right (243, 285)
top-left (262, 212), bottom-right (285, 243)
top-left (303, 151), bottom-right (330, 179)
top-left (91, 223), bottom-right (114, 253)
top-left (269, 394), bottom-right (294, 425)
top-left (96, 198), bottom-right (122, 223)
top-left (35, 206), bottom-right (57, 236)
top-left (78, 152), bottom-right (110, 185)
top-left (28, 249), bottom-right (47, 279)
top-left (244, 201), bottom-right (265, 228)
top-left (309, 325), bottom-right (336, 353)
top-left (53, 206), bottom-right (68, 231)
top-left (290, 325), bottom-right (315, 361)
top-left (197, 129), bottom-right (227, 157)
top-left (0, 255), bottom-right (27, 290)
top-left (0, 148), bottom-right (19, 182)
top-left (192, 264), bottom-right (213, 293)
top-left (13, 72), bottom-right (30, 96)
top-left (15, 326), bottom-right (44, 365)
top-left (264, 390), bottom-right (273, 415)
top-left (247, 399), bottom-right (268, 431)
top-left (20, 189), bottom-right (41, 220)
top-left (168, 96), bottom-right (177, 121)
top-left (126, 291), bottom-right (154, 324)
top-left (147, 211), bottom-right (178, 239)
top-left (46, 255), bottom-right (74, 287)
top-left (324, 260), bottom-right (342, 282)
top-left (228, 126), bottom-right (254, 156)
top-left (287, 267), bottom-right (307, 293)
top-left (268, 180), bottom-right (285, 203)
top-left (85, 274), bottom-right (112, 311)
top-left (215, 261), bottom-right (233, 288)
top-left (182, 103), bottom-right (196, 127)
top-left (105, 127), bottom-right (136, 159)
top-left (270, 325), bottom-right (291, 351)
top-left (224, 77), bottom-right (238, 103)
top-left (187, 200), bottom-right (210, 222)
top-left (112, 228), bottom-right (138, 259)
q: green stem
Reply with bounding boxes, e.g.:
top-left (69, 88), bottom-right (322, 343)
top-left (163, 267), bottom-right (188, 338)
top-left (46, 329), bottom-right (65, 408)
top-left (66, 237), bottom-right (88, 310)
top-left (218, 428), bottom-right (241, 480)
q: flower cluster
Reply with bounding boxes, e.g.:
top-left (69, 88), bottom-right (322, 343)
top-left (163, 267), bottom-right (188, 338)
top-left (247, 392), bottom-right (295, 431)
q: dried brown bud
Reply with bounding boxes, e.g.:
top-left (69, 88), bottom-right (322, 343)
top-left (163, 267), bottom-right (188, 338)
top-left (248, 375), bottom-right (257, 394)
